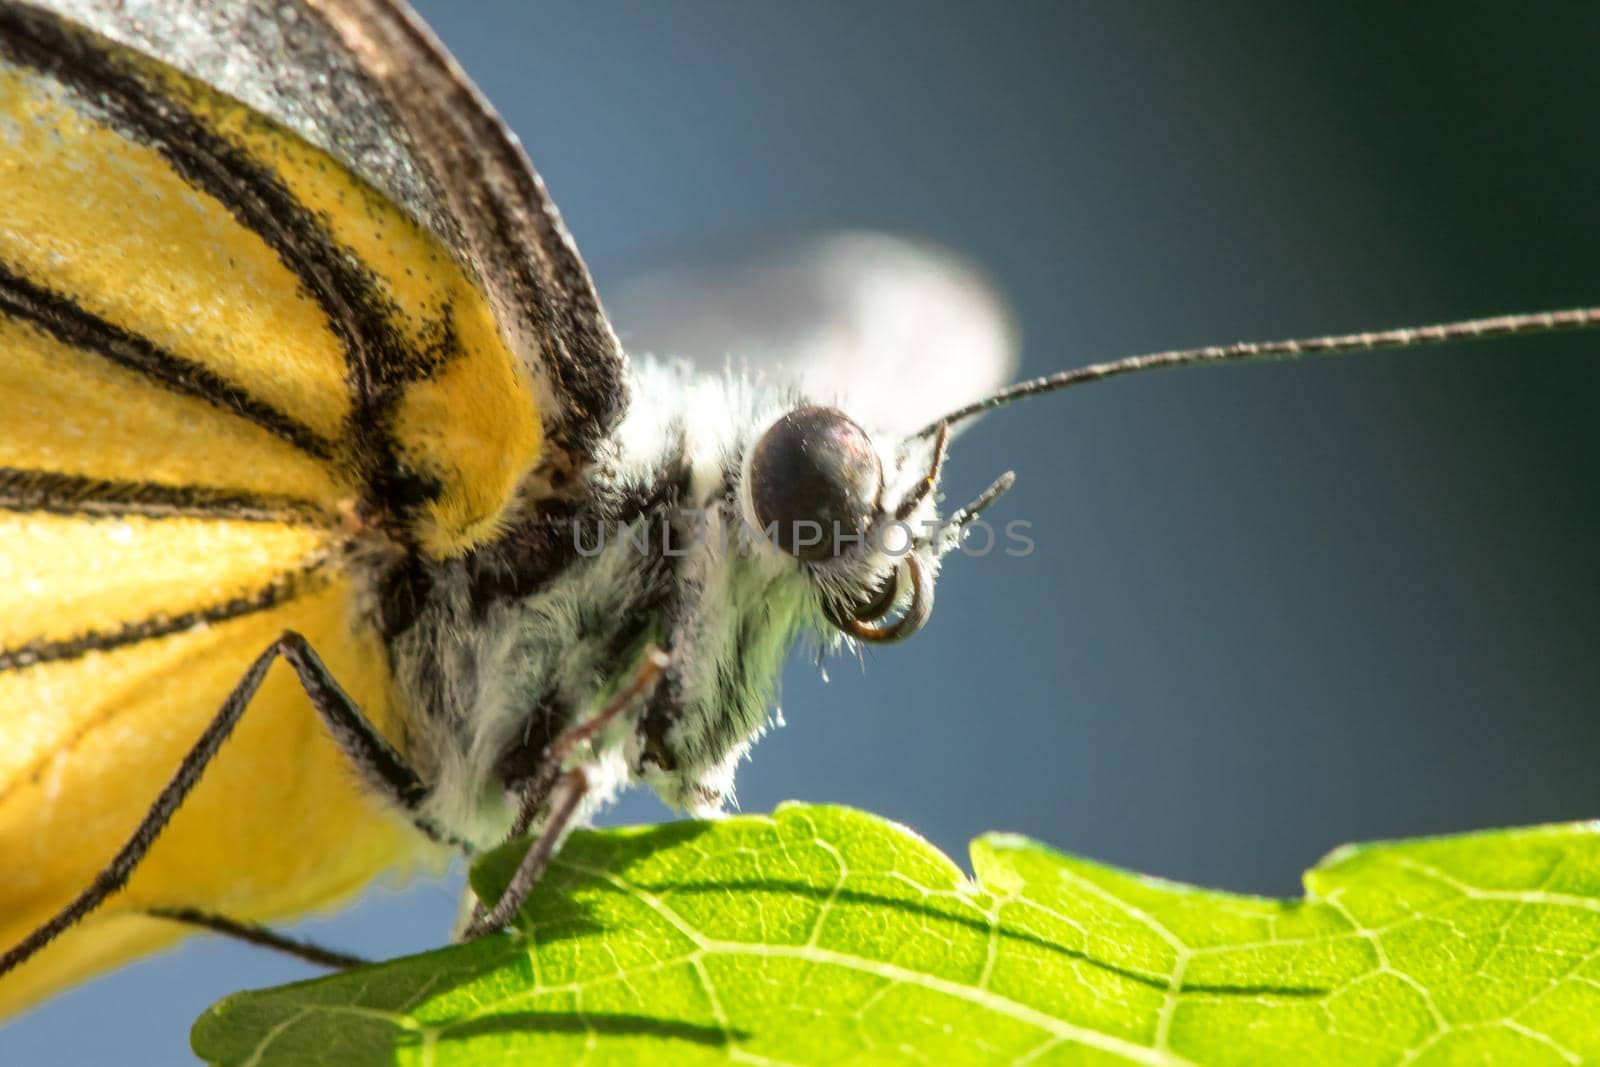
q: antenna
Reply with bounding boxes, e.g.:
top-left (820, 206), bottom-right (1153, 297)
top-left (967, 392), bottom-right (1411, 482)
top-left (915, 307), bottom-right (1600, 440)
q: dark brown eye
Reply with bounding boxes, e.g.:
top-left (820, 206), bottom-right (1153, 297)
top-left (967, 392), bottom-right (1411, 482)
top-left (748, 406), bottom-right (882, 561)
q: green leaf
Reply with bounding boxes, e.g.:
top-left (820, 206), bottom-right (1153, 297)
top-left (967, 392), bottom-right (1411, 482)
top-left (192, 804), bottom-right (1600, 1066)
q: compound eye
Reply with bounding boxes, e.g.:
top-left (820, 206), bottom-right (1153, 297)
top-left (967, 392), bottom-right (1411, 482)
top-left (748, 406), bottom-right (883, 561)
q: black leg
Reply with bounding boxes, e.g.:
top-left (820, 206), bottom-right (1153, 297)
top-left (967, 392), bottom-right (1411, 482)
top-left (147, 907), bottom-right (369, 970)
top-left (462, 647), bottom-right (670, 939)
top-left (276, 633), bottom-right (467, 850)
top-left (0, 630), bottom-right (434, 978)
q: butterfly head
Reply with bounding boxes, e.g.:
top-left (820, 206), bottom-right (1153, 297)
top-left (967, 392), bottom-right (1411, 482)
top-left (740, 404), bottom-right (1010, 646)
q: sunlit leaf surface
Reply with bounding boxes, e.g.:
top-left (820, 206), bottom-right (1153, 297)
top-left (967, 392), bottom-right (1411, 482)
top-left (193, 805), bottom-right (1600, 1065)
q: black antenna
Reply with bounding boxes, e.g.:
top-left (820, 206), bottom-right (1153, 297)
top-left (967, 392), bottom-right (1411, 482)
top-left (915, 307), bottom-right (1600, 440)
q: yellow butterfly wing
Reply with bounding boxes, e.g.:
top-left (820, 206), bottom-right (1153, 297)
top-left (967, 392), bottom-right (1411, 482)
top-left (0, 2), bottom-right (558, 1013)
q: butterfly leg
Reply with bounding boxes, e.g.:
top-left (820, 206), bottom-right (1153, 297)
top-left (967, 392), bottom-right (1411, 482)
top-left (461, 647), bottom-right (670, 939)
top-left (146, 907), bottom-right (370, 970)
top-left (461, 766), bottom-right (591, 940)
top-left (0, 630), bottom-right (434, 978)
top-left (271, 631), bottom-right (440, 834)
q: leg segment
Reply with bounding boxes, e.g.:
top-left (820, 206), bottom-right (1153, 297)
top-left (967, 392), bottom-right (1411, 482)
top-left (463, 646), bottom-right (670, 939)
top-left (463, 767), bottom-right (590, 939)
top-left (506, 646), bottom-right (671, 840)
top-left (147, 907), bottom-right (369, 970)
top-left (274, 632), bottom-right (439, 830)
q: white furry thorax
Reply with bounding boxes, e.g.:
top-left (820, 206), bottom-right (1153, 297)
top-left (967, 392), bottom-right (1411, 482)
top-left (383, 356), bottom-right (942, 852)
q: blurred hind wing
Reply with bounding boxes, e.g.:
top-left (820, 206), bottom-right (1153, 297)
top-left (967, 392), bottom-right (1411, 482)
top-left (610, 231), bottom-right (1019, 439)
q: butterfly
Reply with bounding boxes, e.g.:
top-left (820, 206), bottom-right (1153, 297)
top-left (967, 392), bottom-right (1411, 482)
top-left (0, 0), bottom-right (1023, 1012)
top-left (2, 0), bottom-right (1596, 1020)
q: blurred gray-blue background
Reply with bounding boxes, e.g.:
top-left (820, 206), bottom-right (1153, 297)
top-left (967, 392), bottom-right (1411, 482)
top-left (8, 2), bottom-right (1598, 1062)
